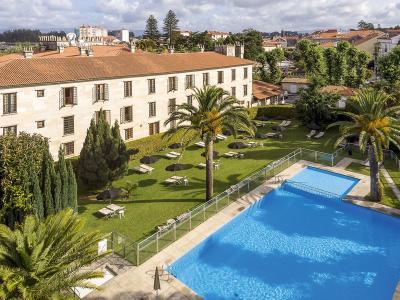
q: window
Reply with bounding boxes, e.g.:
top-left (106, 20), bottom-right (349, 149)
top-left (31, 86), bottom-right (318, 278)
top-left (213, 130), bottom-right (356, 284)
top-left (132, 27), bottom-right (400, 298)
top-left (94, 84), bottom-right (109, 102)
top-left (168, 98), bottom-right (176, 114)
top-left (243, 84), bottom-right (248, 96)
top-left (62, 87), bottom-right (77, 106)
top-left (124, 81), bottom-right (132, 97)
top-left (120, 106), bottom-right (133, 123)
top-left (231, 69), bottom-right (236, 81)
top-left (3, 93), bottom-right (17, 114)
top-left (217, 71), bottom-right (224, 84)
top-left (187, 95), bottom-right (193, 106)
top-left (63, 141), bottom-right (74, 156)
top-left (244, 67), bottom-right (248, 79)
top-left (2, 125), bottom-right (17, 135)
top-left (95, 110), bottom-right (111, 124)
top-left (148, 79), bottom-right (156, 94)
top-left (149, 121), bottom-right (160, 135)
top-left (36, 120), bottom-right (45, 128)
top-left (36, 90), bottom-right (45, 97)
top-left (185, 75), bottom-right (195, 89)
top-left (168, 76), bottom-right (178, 92)
top-left (63, 116), bottom-right (74, 135)
top-left (203, 73), bottom-right (209, 86)
top-left (149, 102), bottom-right (156, 117)
top-left (125, 128), bottom-right (133, 140)
top-left (231, 87), bottom-right (236, 97)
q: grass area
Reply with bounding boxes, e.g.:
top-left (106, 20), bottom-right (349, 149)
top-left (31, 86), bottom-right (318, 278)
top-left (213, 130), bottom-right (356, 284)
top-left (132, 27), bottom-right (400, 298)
top-left (345, 162), bottom-right (400, 209)
top-left (78, 120), bottom-right (340, 242)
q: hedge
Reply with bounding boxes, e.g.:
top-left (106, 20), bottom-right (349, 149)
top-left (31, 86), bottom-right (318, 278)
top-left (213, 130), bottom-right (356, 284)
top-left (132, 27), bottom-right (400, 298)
top-left (248, 105), bottom-right (295, 120)
top-left (125, 130), bottom-right (197, 159)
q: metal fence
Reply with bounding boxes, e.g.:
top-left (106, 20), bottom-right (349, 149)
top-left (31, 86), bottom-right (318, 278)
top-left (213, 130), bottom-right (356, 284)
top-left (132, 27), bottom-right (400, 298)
top-left (108, 145), bottom-right (374, 266)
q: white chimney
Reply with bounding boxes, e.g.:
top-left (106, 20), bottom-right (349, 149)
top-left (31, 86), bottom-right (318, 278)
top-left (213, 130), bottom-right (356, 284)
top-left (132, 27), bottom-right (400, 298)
top-left (168, 46), bottom-right (174, 54)
top-left (58, 45), bottom-right (64, 54)
top-left (199, 44), bottom-right (205, 53)
top-left (23, 47), bottom-right (34, 59)
top-left (130, 41), bottom-right (136, 53)
top-left (79, 47), bottom-right (86, 56)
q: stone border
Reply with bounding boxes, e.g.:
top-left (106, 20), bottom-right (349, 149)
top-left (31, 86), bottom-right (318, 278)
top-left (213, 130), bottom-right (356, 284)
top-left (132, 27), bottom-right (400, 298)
top-left (86, 160), bottom-right (398, 299)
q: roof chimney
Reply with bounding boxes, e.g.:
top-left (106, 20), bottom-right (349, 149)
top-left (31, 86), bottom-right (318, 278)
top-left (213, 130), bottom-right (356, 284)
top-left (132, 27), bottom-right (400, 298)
top-left (199, 44), bottom-right (205, 52)
top-left (79, 46), bottom-right (86, 56)
top-left (87, 47), bottom-right (94, 57)
top-left (130, 41), bottom-right (136, 53)
top-left (23, 47), bottom-right (34, 59)
top-left (58, 45), bottom-right (64, 54)
top-left (168, 46), bottom-right (174, 54)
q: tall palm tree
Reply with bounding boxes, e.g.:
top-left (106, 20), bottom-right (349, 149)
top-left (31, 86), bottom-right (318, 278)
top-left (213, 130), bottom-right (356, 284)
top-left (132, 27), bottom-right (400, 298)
top-left (164, 86), bottom-right (254, 200)
top-left (0, 209), bottom-right (106, 299)
top-left (328, 89), bottom-right (400, 201)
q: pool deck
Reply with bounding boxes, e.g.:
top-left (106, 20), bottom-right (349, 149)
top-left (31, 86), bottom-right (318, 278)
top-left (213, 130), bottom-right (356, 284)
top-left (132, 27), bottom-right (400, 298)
top-left (85, 159), bottom-right (399, 300)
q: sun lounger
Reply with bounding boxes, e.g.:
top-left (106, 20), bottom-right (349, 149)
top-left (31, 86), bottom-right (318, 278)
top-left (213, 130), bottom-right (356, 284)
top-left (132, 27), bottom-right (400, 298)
top-left (195, 141), bottom-right (205, 147)
top-left (216, 134), bottom-right (227, 140)
top-left (313, 131), bottom-right (325, 139)
top-left (306, 130), bottom-right (316, 139)
top-left (224, 151), bottom-right (237, 158)
top-left (170, 151), bottom-right (181, 157)
top-left (133, 165), bottom-right (150, 174)
top-left (279, 121), bottom-right (286, 127)
top-left (283, 120), bottom-right (291, 127)
top-left (140, 164), bottom-right (154, 172)
top-left (165, 152), bottom-right (179, 159)
top-left (198, 161), bottom-right (220, 169)
top-left (97, 207), bottom-right (114, 218)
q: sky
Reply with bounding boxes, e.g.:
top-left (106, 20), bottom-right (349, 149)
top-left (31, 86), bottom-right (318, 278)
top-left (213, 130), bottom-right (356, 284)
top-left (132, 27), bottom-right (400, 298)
top-left (0, 0), bottom-right (399, 33)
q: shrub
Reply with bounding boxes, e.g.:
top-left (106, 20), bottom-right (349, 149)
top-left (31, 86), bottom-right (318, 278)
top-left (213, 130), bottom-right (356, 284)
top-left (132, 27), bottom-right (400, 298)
top-left (248, 105), bottom-right (295, 120)
top-left (126, 130), bottom-right (197, 159)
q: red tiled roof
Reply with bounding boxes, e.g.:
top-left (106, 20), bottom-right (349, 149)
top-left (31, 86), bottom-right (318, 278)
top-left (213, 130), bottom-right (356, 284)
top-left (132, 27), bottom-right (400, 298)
top-left (0, 51), bottom-right (253, 88)
top-left (320, 85), bottom-right (357, 97)
top-left (252, 80), bottom-right (282, 99)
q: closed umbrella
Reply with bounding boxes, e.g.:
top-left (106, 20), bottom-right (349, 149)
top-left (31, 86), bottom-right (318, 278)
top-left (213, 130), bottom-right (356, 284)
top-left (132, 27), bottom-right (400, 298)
top-left (140, 155), bottom-right (159, 164)
top-left (228, 142), bottom-right (247, 149)
top-left (154, 266), bottom-right (161, 296)
top-left (169, 143), bottom-right (182, 149)
top-left (201, 151), bottom-right (219, 159)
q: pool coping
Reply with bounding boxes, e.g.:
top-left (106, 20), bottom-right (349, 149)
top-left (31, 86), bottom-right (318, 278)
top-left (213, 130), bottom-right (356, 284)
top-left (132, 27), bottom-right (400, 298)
top-left (86, 159), bottom-right (399, 299)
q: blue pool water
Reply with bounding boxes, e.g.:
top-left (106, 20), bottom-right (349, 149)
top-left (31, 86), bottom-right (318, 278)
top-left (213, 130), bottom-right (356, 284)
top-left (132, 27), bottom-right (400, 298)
top-left (171, 167), bottom-right (400, 299)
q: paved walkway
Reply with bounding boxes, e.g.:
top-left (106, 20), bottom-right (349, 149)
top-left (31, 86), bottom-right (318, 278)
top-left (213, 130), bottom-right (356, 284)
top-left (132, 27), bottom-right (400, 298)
top-left (86, 160), bottom-right (373, 300)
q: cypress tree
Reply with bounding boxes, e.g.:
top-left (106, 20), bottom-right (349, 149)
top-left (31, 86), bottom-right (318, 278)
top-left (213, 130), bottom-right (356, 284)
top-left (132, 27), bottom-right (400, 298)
top-left (42, 151), bottom-right (54, 216)
top-left (58, 147), bottom-right (69, 209)
top-left (31, 172), bottom-right (44, 220)
top-left (108, 121), bottom-right (128, 180)
top-left (53, 171), bottom-right (62, 212)
top-left (67, 161), bottom-right (78, 212)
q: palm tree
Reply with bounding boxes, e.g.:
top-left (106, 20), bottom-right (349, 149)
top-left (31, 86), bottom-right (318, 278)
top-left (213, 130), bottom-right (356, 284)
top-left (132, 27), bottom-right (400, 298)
top-left (0, 209), bottom-right (106, 299)
top-left (328, 89), bottom-right (400, 201)
top-left (164, 85), bottom-right (254, 200)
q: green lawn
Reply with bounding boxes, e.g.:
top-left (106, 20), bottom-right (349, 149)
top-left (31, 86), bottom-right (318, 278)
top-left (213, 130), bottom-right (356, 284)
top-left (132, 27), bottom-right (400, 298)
top-left (345, 162), bottom-right (400, 209)
top-left (78, 121), bottom-right (339, 242)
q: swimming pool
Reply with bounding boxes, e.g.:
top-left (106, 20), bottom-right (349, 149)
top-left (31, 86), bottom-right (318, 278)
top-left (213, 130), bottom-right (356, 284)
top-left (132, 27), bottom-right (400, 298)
top-left (171, 167), bottom-right (400, 299)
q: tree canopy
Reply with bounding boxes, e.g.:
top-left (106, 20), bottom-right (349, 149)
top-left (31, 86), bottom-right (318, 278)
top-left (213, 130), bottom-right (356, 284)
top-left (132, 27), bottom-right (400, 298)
top-left (144, 15), bottom-right (160, 41)
top-left (163, 10), bottom-right (179, 47)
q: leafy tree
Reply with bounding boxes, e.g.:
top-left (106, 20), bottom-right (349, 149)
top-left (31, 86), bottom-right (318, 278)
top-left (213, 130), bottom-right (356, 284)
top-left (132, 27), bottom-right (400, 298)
top-left (358, 20), bottom-right (374, 30)
top-left (163, 10), bottom-right (179, 47)
top-left (377, 46), bottom-right (400, 88)
top-left (294, 39), bottom-right (325, 76)
top-left (164, 86), bottom-right (254, 200)
top-left (0, 209), bottom-right (106, 299)
top-left (144, 15), bottom-right (160, 41)
top-left (256, 48), bottom-right (284, 83)
top-left (328, 89), bottom-right (400, 201)
top-left (295, 78), bottom-right (338, 126)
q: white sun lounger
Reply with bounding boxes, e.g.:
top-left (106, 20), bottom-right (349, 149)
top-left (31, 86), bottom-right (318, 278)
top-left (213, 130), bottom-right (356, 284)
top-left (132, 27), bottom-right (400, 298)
top-left (141, 164), bottom-right (154, 172)
top-left (314, 131), bottom-right (325, 139)
top-left (216, 134), bottom-right (227, 140)
top-left (170, 151), bottom-right (181, 156)
top-left (306, 130), bottom-right (316, 139)
top-left (165, 153), bottom-right (179, 159)
top-left (133, 164), bottom-right (154, 174)
top-left (97, 207), bottom-right (115, 218)
top-left (195, 141), bottom-right (205, 147)
top-left (224, 151), bottom-right (238, 158)
top-left (283, 120), bottom-right (291, 127)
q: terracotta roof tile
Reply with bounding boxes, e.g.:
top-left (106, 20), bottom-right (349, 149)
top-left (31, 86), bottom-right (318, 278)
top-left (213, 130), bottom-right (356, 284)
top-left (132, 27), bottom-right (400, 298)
top-left (281, 77), bottom-right (309, 84)
top-left (320, 85), bottom-right (357, 97)
top-left (252, 80), bottom-right (282, 99)
top-left (0, 52), bottom-right (253, 89)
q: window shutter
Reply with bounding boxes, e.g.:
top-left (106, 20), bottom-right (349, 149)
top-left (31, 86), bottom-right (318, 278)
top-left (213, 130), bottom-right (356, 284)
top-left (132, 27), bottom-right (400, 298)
top-left (106, 110), bottom-right (111, 124)
top-left (73, 87), bottom-right (78, 105)
top-left (92, 86), bottom-right (96, 103)
top-left (174, 77), bottom-right (178, 91)
top-left (124, 82), bottom-right (128, 97)
top-left (59, 89), bottom-right (65, 108)
top-left (120, 107), bottom-right (124, 124)
top-left (104, 84), bottom-right (109, 101)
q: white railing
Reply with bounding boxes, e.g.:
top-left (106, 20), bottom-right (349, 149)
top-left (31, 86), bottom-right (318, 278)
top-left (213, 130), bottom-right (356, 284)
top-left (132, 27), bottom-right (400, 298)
top-left (112, 147), bottom-right (351, 265)
top-left (283, 180), bottom-right (343, 200)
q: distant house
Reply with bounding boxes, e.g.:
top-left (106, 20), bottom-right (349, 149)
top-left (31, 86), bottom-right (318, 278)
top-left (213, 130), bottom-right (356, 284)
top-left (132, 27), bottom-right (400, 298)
top-left (252, 80), bottom-right (284, 106)
top-left (320, 85), bottom-right (357, 109)
top-left (309, 29), bottom-right (385, 55)
top-left (281, 77), bottom-right (310, 94)
top-left (376, 30), bottom-right (400, 58)
top-left (207, 31), bottom-right (230, 41)
top-left (176, 30), bottom-right (192, 37)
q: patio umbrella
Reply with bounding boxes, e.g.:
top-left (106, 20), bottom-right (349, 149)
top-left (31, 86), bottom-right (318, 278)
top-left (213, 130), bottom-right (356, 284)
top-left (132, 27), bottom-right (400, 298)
top-left (169, 143), bottom-right (182, 149)
top-left (228, 142), bottom-right (247, 149)
top-left (201, 151), bottom-right (219, 159)
top-left (222, 129), bottom-right (233, 136)
top-left (154, 266), bottom-right (161, 296)
top-left (272, 125), bottom-right (284, 132)
top-left (165, 163), bottom-right (187, 171)
top-left (140, 155), bottom-right (159, 164)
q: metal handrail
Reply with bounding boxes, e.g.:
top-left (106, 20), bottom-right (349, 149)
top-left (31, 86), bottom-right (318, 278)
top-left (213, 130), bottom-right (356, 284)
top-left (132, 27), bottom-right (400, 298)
top-left (283, 179), bottom-right (343, 199)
